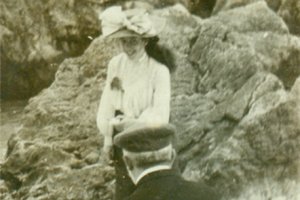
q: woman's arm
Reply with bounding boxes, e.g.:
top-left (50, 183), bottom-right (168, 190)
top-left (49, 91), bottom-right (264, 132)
top-left (96, 59), bottom-right (117, 145)
top-left (139, 65), bottom-right (171, 123)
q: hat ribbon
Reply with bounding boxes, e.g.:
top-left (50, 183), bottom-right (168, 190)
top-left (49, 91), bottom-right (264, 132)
top-left (100, 6), bottom-right (156, 37)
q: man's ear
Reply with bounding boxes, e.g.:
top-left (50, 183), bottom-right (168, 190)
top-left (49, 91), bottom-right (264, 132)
top-left (123, 155), bottom-right (134, 170)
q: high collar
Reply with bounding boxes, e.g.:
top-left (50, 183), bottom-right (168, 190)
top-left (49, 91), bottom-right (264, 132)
top-left (134, 165), bottom-right (172, 184)
top-left (126, 52), bottom-right (147, 64)
top-left (136, 168), bottom-right (180, 186)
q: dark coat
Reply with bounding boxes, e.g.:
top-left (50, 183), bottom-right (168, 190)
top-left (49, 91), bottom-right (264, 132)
top-left (124, 169), bottom-right (221, 200)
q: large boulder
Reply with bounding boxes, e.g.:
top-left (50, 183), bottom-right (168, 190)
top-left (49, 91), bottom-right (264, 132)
top-left (0, 0), bottom-right (101, 100)
top-left (212, 0), bottom-right (300, 36)
top-left (0, 38), bottom-right (119, 199)
top-left (265, 0), bottom-right (282, 11)
top-left (1, 2), bottom-right (300, 200)
top-left (181, 2), bottom-right (300, 198)
top-left (212, 0), bottom-right (284, 13)
top-left (213, 0), bottom-right (264, 14)
top-left (278, 0), bottom-right (300, 35)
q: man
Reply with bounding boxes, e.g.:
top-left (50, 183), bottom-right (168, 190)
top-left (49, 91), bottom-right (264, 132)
top-left (113, 123), bottom-right (221, 200)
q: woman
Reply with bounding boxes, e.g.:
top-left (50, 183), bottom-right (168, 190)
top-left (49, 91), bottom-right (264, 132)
top-left (97, 6), bottom-right (175, 200)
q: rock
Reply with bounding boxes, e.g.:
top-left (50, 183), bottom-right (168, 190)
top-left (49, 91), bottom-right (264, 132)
top-left (0, 25), bottom-right (13, 44)
top-left (210, 1), bottom-right (288, 34)
top-left (182, 1), bottom-right (300, 198)
top-left (278, 0), bottom-right (300, 35)
top-left (123, 0), bottom-right (218, 18)
top-left (212, 0), bottom-right (300, 36)
top-left (153, 4), bottom-right (200, 96)
top-left (2, 2), bottom-right (300, 200)
top-left (85, 152), bottom-right (100, 165)
top-left (70, 158), bottom-right (87, 169)
top-left (212, 0), bottom-right (283, 14)
top-left (0, 180), bottom-right (9, 198)
top-left (184, 0), bottom-right (217, 18)
top-left (231, 179), bottom-right (300, 200)
top-left (0, 0), bottom-right (101, 100)
top-left (291, 77), bottom-right (300, 100)
top-left (15, 164), bottom-right (114, 200)
top-left (265, 0), bottom-right (282, 11)
top-left (213, 0), bottom-right (264, 14)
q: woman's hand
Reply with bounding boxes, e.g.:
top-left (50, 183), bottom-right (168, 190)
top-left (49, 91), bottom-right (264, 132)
top-left (112, 117), bottom-right (136, 132)
top-left (101, 144), bottom-right (114, 165)
top-left (101, 135), bottom-right (114, 164)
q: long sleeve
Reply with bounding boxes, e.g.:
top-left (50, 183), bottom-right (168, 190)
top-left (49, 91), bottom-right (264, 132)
top-left (96, 59), bottom-right (116, 138)
top-left (139, 65), bottom-right (171, 124)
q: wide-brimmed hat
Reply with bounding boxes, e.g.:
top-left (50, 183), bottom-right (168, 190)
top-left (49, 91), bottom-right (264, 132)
top-left (99, 6), bottom-right (165, 39)
top-left (113, 122), bottom-right (176, 152)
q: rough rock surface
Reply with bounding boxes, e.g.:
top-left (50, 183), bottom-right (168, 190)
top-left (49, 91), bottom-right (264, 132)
top-left (212, 0), bottom-right (300, 35)
top-left (169, 0), bottom-right (217, 17)
top-left (1, 2), bottom-right (300, 200)
top-left (213, 0), bottom-right (284, 13)
top-left (278, 0), bottom-right (300, 35)
top-left (0, 0), bottom-right (101, 100)
top-left (98, 0), bottom-right (218, 18)
top-left (213, 0), bottom-right (263, 14)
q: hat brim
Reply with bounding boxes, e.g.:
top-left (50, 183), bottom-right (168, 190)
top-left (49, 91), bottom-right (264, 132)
top-left (104, 15), bottom-right (166, 39)
top-left (106, 28), bottom-right (154, 39)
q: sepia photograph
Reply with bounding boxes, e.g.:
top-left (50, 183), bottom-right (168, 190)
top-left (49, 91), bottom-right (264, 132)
top-left (1, 0), bottom-right (300, 199)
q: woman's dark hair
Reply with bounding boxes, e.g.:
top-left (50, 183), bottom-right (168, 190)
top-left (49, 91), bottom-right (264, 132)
top-left (145, 36), bottom-right (176, 72)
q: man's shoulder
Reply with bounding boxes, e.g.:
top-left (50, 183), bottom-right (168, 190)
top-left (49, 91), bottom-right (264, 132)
top-left (125, 171), bottom-right (178, 200)
top-left (127, 173), bottom-right (221, 200)
top-left (175, 178), bottom-right (221, 200)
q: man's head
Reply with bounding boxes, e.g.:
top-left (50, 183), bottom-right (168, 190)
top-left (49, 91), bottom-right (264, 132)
top-left (113, 123), bottom-right (177, 184)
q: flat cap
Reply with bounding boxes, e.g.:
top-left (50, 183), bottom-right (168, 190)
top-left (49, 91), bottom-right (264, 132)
top-left (113, 123), bottom-right (176, 152)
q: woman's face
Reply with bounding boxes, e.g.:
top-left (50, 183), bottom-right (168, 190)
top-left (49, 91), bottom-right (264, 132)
top-left (120, 37), bottom-right (147, 58)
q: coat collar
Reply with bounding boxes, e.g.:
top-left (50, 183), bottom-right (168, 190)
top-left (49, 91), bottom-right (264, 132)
top-left (136, 168), bottom-right (180, 186)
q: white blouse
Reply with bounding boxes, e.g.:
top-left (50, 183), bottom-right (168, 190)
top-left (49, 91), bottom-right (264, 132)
top-left (96, 53), bottom-right (170, 138)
